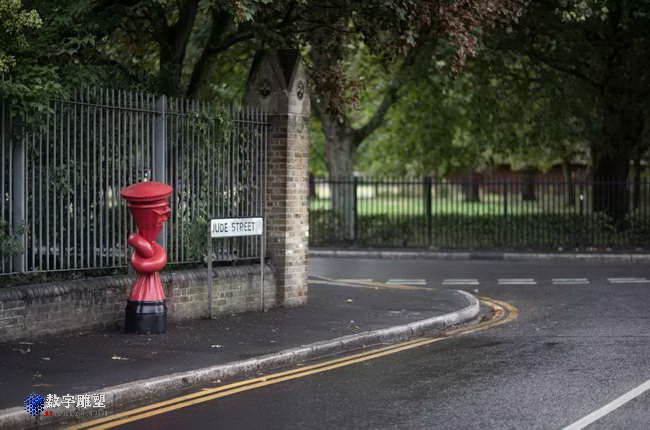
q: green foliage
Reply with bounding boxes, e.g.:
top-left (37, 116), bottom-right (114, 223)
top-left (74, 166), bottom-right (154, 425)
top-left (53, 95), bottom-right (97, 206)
top-left (0, 0), bottom-right (42, 73)
top-left (177, 106), bottom-right (235, 261)
top-left (308, 209), bottom-right (346, 245)
top-left (555, 0), bottom-right (610, 22)
top-left (177, 105), bottom-right (263, 262)
top-left (357, 66), bottom-right (481, 177)
top-left (312, 0), bottom-right (650, 183)
top-left (354, 45), bottom-right (594, 177)
top-left (308, 116), bottom-right (329, 177)
top-left (0, 220), bottom-right (23, 258)
top-left (182, 217), bottom-right (209, 262)
top-left (0, 0), bottom-right (63, 120)
top-left (626, 211), bottom-right (650, 246)
top-left (186, 105), bottom-right (232, 150)
top-left (0, 0), bottom-right (132, 120)
top-left (309, 212), bottom-right (640, 250)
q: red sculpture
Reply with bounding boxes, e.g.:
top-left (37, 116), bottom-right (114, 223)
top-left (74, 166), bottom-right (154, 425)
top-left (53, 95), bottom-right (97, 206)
top-left (121, 181), bottom-right (173, 334)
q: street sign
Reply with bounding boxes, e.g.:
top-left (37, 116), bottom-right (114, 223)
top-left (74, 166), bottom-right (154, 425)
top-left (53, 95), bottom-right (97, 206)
top-left (207, 217), bottom-right (265, 316)
top-left (210, 217), bottom-right (263, 238)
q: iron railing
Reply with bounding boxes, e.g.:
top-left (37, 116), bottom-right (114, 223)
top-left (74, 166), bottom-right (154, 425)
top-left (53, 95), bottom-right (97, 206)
top-left (309, 177), bottom-right (650, 250)
top-left (1, 88), bottom-right (268, 276)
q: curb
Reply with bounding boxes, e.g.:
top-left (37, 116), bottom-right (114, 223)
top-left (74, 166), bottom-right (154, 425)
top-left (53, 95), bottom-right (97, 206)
top-left (309, 249), bottom-right (650, 263)
top-left (0, 290), bottom-right (480, 429)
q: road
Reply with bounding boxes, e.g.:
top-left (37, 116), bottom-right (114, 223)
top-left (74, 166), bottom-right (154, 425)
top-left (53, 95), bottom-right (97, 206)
top-left (85, 258), bottom-right (650, 429)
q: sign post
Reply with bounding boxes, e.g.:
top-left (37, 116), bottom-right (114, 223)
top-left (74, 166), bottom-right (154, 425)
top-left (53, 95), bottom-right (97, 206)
top-left (207, 217), bottom-right (265, 317)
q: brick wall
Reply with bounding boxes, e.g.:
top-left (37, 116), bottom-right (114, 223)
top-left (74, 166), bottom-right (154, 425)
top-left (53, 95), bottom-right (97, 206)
top-left (266, 113), bottom-right (310, 307)
top-left (0, 265), bottom-right (275, 342)
top-left (0, 50), bottom-right (311, 343)
top-left (245, 50), bottom-right (310, 308)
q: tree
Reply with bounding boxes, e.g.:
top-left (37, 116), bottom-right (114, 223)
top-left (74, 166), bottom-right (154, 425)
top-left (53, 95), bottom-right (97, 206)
top-left (0, 0), bottom-right (63, 114)
top-left (353, 36), bottom-right (599, 214)
top-left (309, 0), bottom-right (528, 182)
top-left (13, 1), bottom-right (402, 99)
top-left (357, 63), bottom-right (485, 178)
top-left (0, 0), bottom-right (41, 73)
top-left (501, 0), bottom-right (650, 224)
top-left (304, 0), bottom-right (526, 239)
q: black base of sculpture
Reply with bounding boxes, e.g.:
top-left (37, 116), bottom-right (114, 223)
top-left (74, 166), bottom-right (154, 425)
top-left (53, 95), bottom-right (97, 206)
top-left (125, 300), bottom-right (167, 334)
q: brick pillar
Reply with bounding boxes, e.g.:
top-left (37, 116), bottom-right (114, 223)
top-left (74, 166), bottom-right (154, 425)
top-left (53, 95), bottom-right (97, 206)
top-left (245, 50), bottom-right (310, 307)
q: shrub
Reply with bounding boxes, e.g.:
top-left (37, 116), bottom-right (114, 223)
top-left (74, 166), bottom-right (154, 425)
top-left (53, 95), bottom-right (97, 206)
top-left (309, 212), bottom-right (641, 250)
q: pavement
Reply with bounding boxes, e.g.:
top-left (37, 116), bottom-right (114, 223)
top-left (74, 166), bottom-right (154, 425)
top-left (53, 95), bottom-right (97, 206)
top-left (310, 248), bottom-right (650, 262)
top-left (296, 257), bottom-right (650, 430)
top-left (44, 255), bottom-right (650, 430)
top-left (0, 278), bottom-right (479, 429)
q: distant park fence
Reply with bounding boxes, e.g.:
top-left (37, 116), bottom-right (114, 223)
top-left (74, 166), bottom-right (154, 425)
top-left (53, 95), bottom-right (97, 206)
top-left (1, 87), bottom-right (268, 276)
top-left (309, 177), bottom-right (650, 250)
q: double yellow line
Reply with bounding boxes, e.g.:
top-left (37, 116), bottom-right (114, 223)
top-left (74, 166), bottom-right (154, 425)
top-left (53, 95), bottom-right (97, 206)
top-left (70, 296), bottom-right (517, 429)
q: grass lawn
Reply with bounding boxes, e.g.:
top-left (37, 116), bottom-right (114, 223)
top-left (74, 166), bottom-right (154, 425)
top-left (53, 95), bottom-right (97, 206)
top-left (310, 195), bottom-right (587, 216)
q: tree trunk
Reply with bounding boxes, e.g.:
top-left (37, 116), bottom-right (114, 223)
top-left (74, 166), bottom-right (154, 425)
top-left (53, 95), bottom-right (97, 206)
top-left (589, 50), bottom-right (650, 223)
top-left (159, 46), bottom-right (185, 97)
top-left (591, 152), bottom-right (630, 225)
top-left (562, 160), bottom-right (575, 207)
top-left (463, 172), bottom-right (481, 202)
top-left (155, 0), bottom-right (199, 97)
top-left (633, 156), bottom-right (642, 211)
top-left (591, 90), bottom-right (644, 226)
top-left (521, 167), bottom-right (537, 202)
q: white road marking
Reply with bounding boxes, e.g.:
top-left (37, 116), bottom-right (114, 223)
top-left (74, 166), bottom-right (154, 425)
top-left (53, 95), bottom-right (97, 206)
top-left (337, 279), bottom-right (373, 283)
top-left (553, 278), bottom-right (589, 285)
top-left (498, 278), bottom-right (536, 285)
top-left (386, 279), bottom-right (426, 285)
top-left (608, 277), bottom-right (650, 284)
top-left (442, 279), bottom-right (479, 286)
top-left (562, 379), bottom-right (650, 430)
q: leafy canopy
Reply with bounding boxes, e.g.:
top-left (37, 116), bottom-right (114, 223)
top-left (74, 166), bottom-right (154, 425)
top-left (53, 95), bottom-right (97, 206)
top-left (0, 0), bottom-right (41, 73)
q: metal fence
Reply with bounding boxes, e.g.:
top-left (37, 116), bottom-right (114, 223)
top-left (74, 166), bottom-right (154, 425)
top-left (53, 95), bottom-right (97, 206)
top-left (1, 88), bottom-right (267, 276)
top-left (309, 177), bottom-right (650, 249)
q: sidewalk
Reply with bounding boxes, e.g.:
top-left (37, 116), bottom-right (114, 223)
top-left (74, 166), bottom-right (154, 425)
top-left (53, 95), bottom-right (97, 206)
top-left (0, 279), bottom-right (479, 428)
top-left (309, 248), bottom-right (650, 262)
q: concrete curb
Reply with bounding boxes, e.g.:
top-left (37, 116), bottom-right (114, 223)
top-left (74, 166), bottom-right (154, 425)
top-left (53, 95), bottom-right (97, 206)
top-left (309, 249), bottom-right (650, 263)
top-left (0, 290), bottom-right (480, 429)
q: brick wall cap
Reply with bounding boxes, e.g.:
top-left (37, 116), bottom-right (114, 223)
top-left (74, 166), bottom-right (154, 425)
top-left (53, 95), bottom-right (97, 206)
top-left (0, 264), bottom-right (275, 303)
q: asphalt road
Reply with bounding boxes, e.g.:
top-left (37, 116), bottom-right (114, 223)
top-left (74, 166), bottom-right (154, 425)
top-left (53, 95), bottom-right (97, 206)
top-left (116, 257), bottom-right (650, 429)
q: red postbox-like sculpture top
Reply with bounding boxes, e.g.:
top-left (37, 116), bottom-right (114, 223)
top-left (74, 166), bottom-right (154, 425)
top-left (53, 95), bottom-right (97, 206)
top-left (121, 181), bottom-right (173, 202)
top-left (121, 181), bottom-right (173, 242)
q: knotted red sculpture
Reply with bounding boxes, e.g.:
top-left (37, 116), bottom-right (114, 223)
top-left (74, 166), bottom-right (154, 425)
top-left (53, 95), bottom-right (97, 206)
top-left (121, 181), bottom-right (172, 334)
